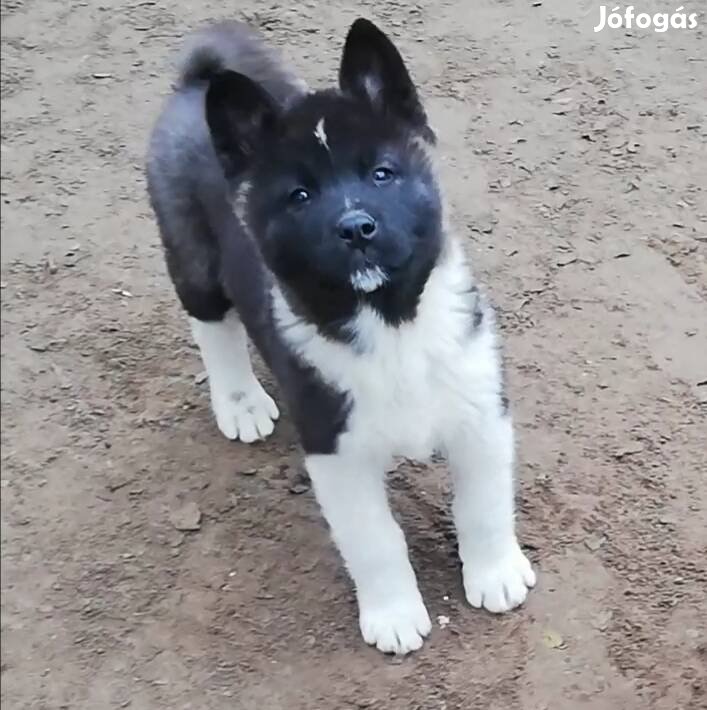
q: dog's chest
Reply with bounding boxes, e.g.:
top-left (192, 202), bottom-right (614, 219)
top-left (340, 317), bottom-right (460, 459)
top-left (273, 247), bottom-right (497, 460)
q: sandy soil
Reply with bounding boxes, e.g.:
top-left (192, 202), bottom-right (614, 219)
top-left (1, 1), bottom-right (706, 708)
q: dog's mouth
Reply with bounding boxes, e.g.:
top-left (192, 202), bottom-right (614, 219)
top-left (350, 265), bottom-right (388, 293)
top-left (347, 250), bottom-right (389, 293)
top-left (346, 241), bottom-right (414, 294)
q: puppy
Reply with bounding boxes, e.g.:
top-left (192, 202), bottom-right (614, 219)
top-left (146, 18), bottom-right (536, 655)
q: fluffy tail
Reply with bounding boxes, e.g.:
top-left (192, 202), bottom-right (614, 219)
top-left (176, 21), bottom-right (306, 105)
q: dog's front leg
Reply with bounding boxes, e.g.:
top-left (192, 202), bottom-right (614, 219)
top-left (306, 453), bottom-right (431, 654)
top-left (445, 403), bottom-right (536, 613)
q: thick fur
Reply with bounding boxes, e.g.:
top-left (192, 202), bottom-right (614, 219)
top-left (146, 18), bottom-right (535, 655)
top-left (146, 21), bottom-right (303, 324)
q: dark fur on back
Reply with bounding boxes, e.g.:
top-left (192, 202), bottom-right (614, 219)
top-left (146, 21), bottom-right (302, 327)
top-left (146, 19), bottom-right (442, 453)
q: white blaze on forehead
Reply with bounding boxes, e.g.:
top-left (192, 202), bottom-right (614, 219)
top-left (314, 117), bottom-right (330, 152)
top-left (350, 266), bottom-right (388, 293)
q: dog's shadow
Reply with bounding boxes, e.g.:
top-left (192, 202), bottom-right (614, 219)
top-left (387, 464), bottom-right (467, 604)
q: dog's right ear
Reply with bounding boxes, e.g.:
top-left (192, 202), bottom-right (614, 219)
top-left (205, 71), bottom-right (278, 178)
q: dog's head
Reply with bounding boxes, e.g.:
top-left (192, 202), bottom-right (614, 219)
top-left (206, 19), bottom-right (442, 313)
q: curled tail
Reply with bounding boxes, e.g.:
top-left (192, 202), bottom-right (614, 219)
top-left (176, 21), bottom-right (306, 105)
top-left (177, 31), bottom-right (230, 84)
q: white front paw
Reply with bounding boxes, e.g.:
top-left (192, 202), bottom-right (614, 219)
top-left (463, 543), bottom-right (536, 613)
top-left (359, 592), bottom-right (432, 655)
top-left (211, 381), bottom-right (279, 443)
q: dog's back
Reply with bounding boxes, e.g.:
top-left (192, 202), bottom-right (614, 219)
top-left (146, 23), bottom-right (304, 329)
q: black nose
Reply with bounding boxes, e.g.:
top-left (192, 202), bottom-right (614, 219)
top-left (337, 210), bottom-right (377, 247)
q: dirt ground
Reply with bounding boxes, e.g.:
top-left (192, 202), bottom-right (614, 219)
top-left (1, 0), bottom-right (706, 708)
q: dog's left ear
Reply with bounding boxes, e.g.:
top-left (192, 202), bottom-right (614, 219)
top-left (339, 18), bottom-right (434, 142)
top-left (205, 70), bottom-right (279, 180)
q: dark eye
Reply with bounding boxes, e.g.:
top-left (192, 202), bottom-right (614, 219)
top-left (289, 187), bottom-right (311, 205)
top-left (372, 166), bottom-right (395, 184)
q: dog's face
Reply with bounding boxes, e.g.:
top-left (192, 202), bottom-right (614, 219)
top-left (246, 95), bottom-right (441, 296)
top-left (207, 19), bottom-right (442, 305)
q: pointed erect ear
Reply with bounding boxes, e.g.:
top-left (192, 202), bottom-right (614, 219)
top-left (205, 70), bottom-right (279, 179)
top-left (339, 18), bottom-right (434, 142)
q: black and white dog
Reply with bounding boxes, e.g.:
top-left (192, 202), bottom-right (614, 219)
top-left (146, 19), bottom-right (535, 655)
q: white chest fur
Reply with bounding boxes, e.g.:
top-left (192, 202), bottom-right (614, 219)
top-left (272, 241), bottom-right (503, 464)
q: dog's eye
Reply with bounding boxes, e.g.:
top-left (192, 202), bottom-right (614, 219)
top-left (372, 166), bottom-right (395, 184)
top-left (289, 187), bottom-right (311, 205)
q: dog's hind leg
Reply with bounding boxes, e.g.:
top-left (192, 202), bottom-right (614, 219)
top-left (191, 310), bottom-right (279, 443)
top-left (153, 193), bottom-right (279, 444)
